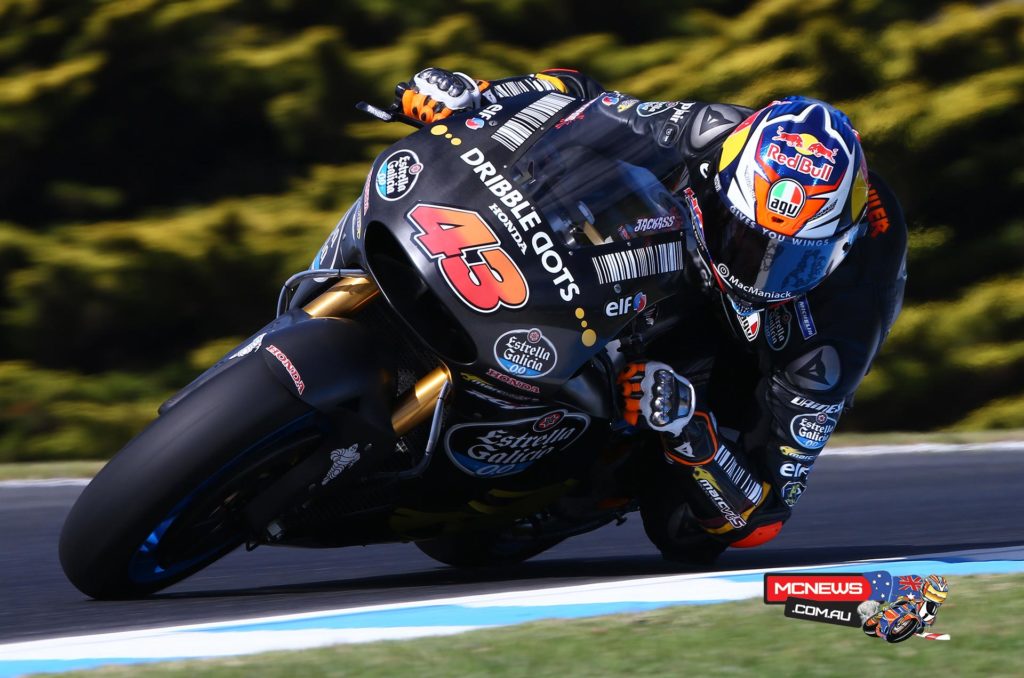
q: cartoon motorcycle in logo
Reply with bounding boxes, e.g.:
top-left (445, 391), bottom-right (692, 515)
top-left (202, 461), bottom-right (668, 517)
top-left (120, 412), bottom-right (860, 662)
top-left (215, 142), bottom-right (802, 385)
top-left (61, 92), bottom-right (703, 598)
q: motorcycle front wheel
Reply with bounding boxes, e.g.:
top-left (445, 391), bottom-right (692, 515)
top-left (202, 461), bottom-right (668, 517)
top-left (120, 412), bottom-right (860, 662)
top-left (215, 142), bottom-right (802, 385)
top-left (59, 355), bottom-right (322, 599)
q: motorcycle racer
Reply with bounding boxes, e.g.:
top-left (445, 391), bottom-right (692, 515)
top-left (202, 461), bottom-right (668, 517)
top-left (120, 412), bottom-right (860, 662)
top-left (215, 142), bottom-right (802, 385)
top-left (395, 67), bottom-right (908, 564)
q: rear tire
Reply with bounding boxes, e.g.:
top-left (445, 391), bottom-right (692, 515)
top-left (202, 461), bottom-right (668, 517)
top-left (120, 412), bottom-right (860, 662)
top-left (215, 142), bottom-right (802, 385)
top-left (59, 357), bottom-right (317, 599)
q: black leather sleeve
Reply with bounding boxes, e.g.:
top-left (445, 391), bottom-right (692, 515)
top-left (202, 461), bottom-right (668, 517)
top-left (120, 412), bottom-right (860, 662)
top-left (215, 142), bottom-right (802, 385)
top-left (744, 170), bottom-right (908, 509)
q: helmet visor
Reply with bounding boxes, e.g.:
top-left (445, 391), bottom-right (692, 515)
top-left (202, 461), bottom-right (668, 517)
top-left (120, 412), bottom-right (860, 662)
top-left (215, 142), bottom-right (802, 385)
top-left (697, 198), bottom-right (855, 305)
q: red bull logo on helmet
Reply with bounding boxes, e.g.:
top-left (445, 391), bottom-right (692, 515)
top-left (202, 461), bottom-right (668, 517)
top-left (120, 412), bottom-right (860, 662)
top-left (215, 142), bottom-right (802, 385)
top-left (771, 127), bottom-right (838, 162)
top-left (765, 143), bottom-right (834, 181)
top-left (764, 125), bottom-right (843, 182)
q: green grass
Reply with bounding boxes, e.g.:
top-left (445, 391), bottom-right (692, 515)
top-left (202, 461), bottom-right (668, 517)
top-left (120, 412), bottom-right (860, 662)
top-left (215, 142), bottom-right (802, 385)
top-left (0, 460), bottom-right (104, 480)
top-left (65, 573), bottom-right (1024, 677)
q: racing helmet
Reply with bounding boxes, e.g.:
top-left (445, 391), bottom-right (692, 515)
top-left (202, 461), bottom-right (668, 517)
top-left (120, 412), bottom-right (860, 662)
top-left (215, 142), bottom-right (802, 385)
top-left (691, 96), bottom-right (869, 310)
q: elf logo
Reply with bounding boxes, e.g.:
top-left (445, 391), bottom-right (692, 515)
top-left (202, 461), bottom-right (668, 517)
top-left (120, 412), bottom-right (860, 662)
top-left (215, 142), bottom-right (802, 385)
top-left (605, 292), bottom-right (647, 317)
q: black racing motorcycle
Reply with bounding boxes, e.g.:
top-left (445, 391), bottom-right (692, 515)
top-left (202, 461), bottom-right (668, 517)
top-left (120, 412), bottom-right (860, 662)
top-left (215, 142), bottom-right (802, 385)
top-left (60, 91), bottom-right (702, 599)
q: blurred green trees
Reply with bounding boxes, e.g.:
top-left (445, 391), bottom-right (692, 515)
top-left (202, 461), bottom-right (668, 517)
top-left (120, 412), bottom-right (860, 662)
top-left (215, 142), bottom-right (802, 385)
top-left (0, 0), bottom-right (1021, 460)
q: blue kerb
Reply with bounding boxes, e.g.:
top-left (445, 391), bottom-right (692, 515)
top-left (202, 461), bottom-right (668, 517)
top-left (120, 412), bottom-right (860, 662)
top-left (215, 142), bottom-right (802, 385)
top-left (200, 558), bottom-right (1024, 633)
top-left (204, 599), bottom-right (730, 633)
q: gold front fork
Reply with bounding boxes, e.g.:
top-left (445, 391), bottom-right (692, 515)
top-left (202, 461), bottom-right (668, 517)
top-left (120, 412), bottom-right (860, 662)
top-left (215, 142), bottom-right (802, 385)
top-left (302, 277), bottom-right (451, 436)
top-left (303, 276), bottom-right (380, 318)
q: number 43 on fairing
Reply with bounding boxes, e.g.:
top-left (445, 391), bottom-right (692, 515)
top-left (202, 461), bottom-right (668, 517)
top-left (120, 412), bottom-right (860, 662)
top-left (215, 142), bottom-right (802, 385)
top-left (408, 203), bottom-right (530, 313)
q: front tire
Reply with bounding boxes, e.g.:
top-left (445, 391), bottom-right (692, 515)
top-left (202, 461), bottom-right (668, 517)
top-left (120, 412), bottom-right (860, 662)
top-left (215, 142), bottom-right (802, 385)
top-left (59, 356), bottom-right (318, 599)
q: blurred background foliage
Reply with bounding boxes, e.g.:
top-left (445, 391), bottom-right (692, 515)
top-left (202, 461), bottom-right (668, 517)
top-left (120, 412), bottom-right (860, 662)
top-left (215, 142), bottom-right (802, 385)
top-left (0, 0), bottom-right (1021, 461)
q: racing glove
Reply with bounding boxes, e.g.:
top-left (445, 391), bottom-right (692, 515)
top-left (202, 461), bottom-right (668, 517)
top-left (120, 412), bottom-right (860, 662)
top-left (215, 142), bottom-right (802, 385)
top-left (619, 361), bottom-right (722, 465)
top-left (619, 361), bottom-right (695, 436)
top-left (396, 67), bottom-right (481, 123)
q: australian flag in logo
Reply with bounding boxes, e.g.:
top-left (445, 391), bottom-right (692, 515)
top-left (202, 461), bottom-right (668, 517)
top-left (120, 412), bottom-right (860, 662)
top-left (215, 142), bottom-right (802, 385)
top-left (896, 575), bottom-right (924, 597)
top-left (864, 570), bottom-right (894, 601)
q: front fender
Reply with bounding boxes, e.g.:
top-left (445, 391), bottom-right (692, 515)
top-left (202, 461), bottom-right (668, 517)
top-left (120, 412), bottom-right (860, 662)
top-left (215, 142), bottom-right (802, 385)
top-left (258, 317), bottom-right (391, 427)
top-left (162, 315), bottom-right (393, 436)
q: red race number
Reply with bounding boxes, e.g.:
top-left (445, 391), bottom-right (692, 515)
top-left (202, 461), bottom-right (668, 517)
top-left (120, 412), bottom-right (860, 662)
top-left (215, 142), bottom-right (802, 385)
top-left (408, 204), bottom-right (529, 313)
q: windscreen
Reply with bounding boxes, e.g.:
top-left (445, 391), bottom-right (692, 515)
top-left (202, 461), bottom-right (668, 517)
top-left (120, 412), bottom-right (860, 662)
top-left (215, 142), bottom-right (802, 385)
top-left (509, 121), bottom-right (692, 249)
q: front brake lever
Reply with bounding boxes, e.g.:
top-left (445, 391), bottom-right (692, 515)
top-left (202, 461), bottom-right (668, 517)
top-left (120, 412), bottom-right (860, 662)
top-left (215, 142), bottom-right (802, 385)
top-left (356, 101), bottom-right (425, 129)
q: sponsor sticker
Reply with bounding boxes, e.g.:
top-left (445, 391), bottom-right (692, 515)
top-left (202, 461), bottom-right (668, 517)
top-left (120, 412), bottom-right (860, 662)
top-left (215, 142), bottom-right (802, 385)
top-left (790, 412), bottom-right (836, 450)
top-left (605, 292), bottom-right (647, 317)
top-left (491, 92), bottom-right (574, 151)
top-left (555, 99), bottom-right (594, 129)
top-left (779, 461), bottom-right (811, 478)
top-left (486, 367), bottom-right (541, 394)
top-left (461, 147), bottom-right (580, 301)
top-left (786, 345), bottom-right (841, 392)
top-left (460, 372), bottom-right (537, 402)
top-left (790, 396), bottom-right (843, 414)
top-left (265, 344), bottom-right (305, 395)
top-left (636, 101), bottom-right (676, 117)
top-left (794, 295), bottom-right (817, 339)
top-left (765, 306), bottom-right (792, 350)
top-left (600, 93), bottom-right (621, 106)
top-left (694, 468), bottom-right (746, 529)
top-left (631, 215), bottom-right (680, 234)
top-left (493, 328), bottom-right (557, 379)
top-left (764, 127), bottom-right (839, 181)
top-left (592, 242), bottom-right (685, 284)
top-left (375, 149), bottom-right (423, 201)
top-left (767, 178), bottom-right (806, 218)
top-left (444, 409), bottom-right (590, 477)
top-left (867, 185), bottom-right (891, 238)
top-left (764, 143), bottom-right (834, 181)
top-left (616, 99), bottom-right (638, 112)
top-left (465, 117), bottom-right (485, 130)
top-left (464, 388), bottom-right (540, 410)
top-left (669, 102), bottom-right (694, 122)
top-left (781, 480), bottom-right (805, 506)
top-left (739, 310), bottom-right (761, 342)
top-left (321, 443), bottom-right (360, 485)
top-left (780, 446), bottom-right (817, 462)
top-left (408, 203), bottom-right (529, 314)
top-left (230, 333), bottom-right (266, 360)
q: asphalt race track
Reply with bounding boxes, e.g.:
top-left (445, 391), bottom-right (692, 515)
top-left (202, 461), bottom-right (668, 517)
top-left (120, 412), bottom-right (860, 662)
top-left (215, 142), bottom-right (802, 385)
top-left (3, 448), bottom-right (1023, 644)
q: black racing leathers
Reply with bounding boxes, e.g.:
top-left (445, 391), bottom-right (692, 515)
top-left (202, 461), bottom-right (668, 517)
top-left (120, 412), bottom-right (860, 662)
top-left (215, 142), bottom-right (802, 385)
top-left (483, 70), bottom-right (908, 552)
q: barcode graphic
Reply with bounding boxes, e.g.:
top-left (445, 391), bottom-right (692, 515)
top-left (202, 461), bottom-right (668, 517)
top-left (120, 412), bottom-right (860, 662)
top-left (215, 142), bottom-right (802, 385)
top-left (492, 93), bottom-right (575, 151)
top-left (715, 446), bottom-right (764, 505)
top-left (492, 78), bottom-right (559, 99)
top-left (592, 241), bottom-right (685, 284)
